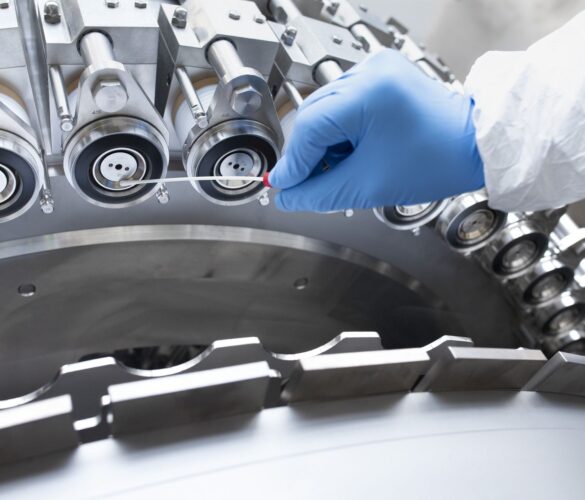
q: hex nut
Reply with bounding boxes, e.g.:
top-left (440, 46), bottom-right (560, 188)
top-left (92, 79), bottom-right (128, 113)
top-left (230, 85), bottom-right (263, 116)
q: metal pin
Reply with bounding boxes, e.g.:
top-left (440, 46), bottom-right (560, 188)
top-left (49, 66), bottom-right (73, 132)
top-left (175, 67), bottom-right (208, 128)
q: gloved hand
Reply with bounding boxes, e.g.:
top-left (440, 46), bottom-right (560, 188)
top-left (269, 49), bottom-right (485, 212)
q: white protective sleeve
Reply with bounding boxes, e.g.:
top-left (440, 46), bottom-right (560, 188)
top-left (464, 10), bottom-right (585, 212)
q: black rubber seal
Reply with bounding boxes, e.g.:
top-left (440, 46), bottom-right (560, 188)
top-left (446, 202), bottom-right (507, 249)
top-left (0, 148), bottom-right (37, 219)
top-left (492, 233), bottom-right (549, 275)
top-left (543, 304), bottom-right (585, 336)
top-left (523, 267), bottom-right (574, 305)
top-left (73, 133), bottom-right (164, 205)
top-left (195, 133), bottom-right (277, 203)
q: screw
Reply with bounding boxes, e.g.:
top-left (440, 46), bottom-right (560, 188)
top-left (359, 4), bottom-right (368, 12)
top-left (194, 110), bottom-right (208, 129)
top-left (228, 10), bottom-right (241, 21)
top-left (40, 190), bottom-right (55, 214)
top-left (258, 192), bottom-right (270, 207)
top-left (326, 1), bottom-right (340, 15)
top-left (105, 0), bottom-right (119, 8)
top-left (92, 79), bottom-right (128, 113)
top-left (332, 35), bottom-right (343, 45)
top-left (351, 41), bottom-right (363, 51)
top-left (172, 7), bottom-right (187, 29)
top-left (60, 116), bottom-right (73, 132)
top-left (0, 1), bottom-right (9, 9)
top-left (254, 14), bottom-right (266, 24)
top-left (281, 25), bottom-right (297, 46)
top-left (231, 84), bottom-right (262, 115)
top-left (155, 185), bottom-right (170, 205)
top-left (43, 1), bottom-right (61, 24)
top-left (134, 0), bottom-right (147, 8)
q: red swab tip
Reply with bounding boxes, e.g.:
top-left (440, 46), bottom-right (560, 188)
top-left (263, 172), bottom-right (272, 188)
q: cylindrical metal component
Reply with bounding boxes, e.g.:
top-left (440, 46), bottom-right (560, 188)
top-left (507, 257), bottom-right (574, 306)
top-left (175, 67), bottom-right (208, 129)
top-left (79, 32), bottom-right (115, 68)
top-left (282, 81), bottom-right (304, 110)
top-left (350, 23), bottom-right (384, 53)
top-left (49, 65), bottom-right (73, 132)
top-left (554, 215), bottom-right (580, 240)
top-left (314, 60), bottom-right (344, 86)
top-left (207, 40), bottom-right (245, 83)
top-left (268, 0), bottom-right (302, 22)
top-left (542, 328), bottom-right (585, 357)
top-left (436, 192), bottom-right (507, 253)
top-left (374, 200), bottom-right (450, 232)
top-left (532, 291), bottom-right (585, 336)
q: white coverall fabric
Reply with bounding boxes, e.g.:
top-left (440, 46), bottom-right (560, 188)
top-left (464, 11), bottom-right (585, 212)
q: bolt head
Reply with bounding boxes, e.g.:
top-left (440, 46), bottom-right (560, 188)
top-left (228, 10), bottom-right (241, 21)
top-left (156, 187), bottom-right (170, 205)
top-left (172, 7), bottom-right (187, 29)
top-left (105, 0), bottom-right (119, 8)
top-left (0, 1), bottom-right (9, 9)
top-left (281, 26), bottom-right (298, 46)
top-left (134, 0), bottom-right (147, 8)
top-left (60, 117), bottom-right (74, 132)
top-left (254, 14), bottom-right (266, 24)
top-left (230, 85), bottom-right (263, 116)
top-left (43, 1), bottom-right (61, 23)
top-left (332, 35), bottom-right (343, 45)
top-left (258, 192), bottom-right (270, 207)
top-left (92, 79), bottom-right (128, 113)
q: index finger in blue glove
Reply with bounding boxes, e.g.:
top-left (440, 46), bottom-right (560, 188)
top-left (269, 93), bottom-right (358, 190)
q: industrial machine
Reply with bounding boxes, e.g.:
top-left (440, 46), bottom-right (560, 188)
top-left (1, 1), bottom-right (585, 498)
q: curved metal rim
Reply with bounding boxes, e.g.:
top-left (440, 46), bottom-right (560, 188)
top-left (63, 116), bottom-right (169, 209)
top-left (373, 199), bottom-right (450, 232)
top-left (436, 191), bottom-right (507, 252)
top-left (184, 119), bottom-right (279, 207)
top-left (0, 224), bottom-right (448, 312)
top-left (0, 130), bottom-right (42, 223)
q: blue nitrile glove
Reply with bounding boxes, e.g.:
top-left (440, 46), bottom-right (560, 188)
top-left (269, 49), bottom-right (485, 212)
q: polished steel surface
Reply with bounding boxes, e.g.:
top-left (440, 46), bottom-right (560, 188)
top-left (109, 362), bottom-right (276, 436)
top-left (282, 348), bottom-right (430, 402)
top-left (0, 224), bottom-right (462, 400)
top-left (0, 395), bottom-right (78, 467)
top-left (414, 346), bottom-right (547, 392)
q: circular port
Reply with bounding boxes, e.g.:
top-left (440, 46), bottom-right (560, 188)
top-left (184, 119), bottom-right (279, 206)
top-left (436, 193), bottom-right (507, 252)
top-left (374, 199), bottom-right (449, 231)
top-left (488, 222), bottom-right (549, 276)
top-left (63, 117), bottom-right (169, 208)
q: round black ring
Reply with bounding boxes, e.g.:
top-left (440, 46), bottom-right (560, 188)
top-left (381, 203), bottom-right (440, 225)
top-left (446, 203), bottom-right (507, 249)
top-left (0, 148), bottom-right (37, 220)
top-left (195, 133), bottom-right (277, 203)
top-left (73, 133), bottom-right (164, 205)
top-left (492, 233), bottom-right (549, 275)
top-left (543, 304), bottom-right (585, 336)
top-left (523, 267), bottom-right (574, 305)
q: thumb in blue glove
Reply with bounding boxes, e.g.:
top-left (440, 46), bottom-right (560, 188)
top-left (269, 49), bottom-right (485, 212)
